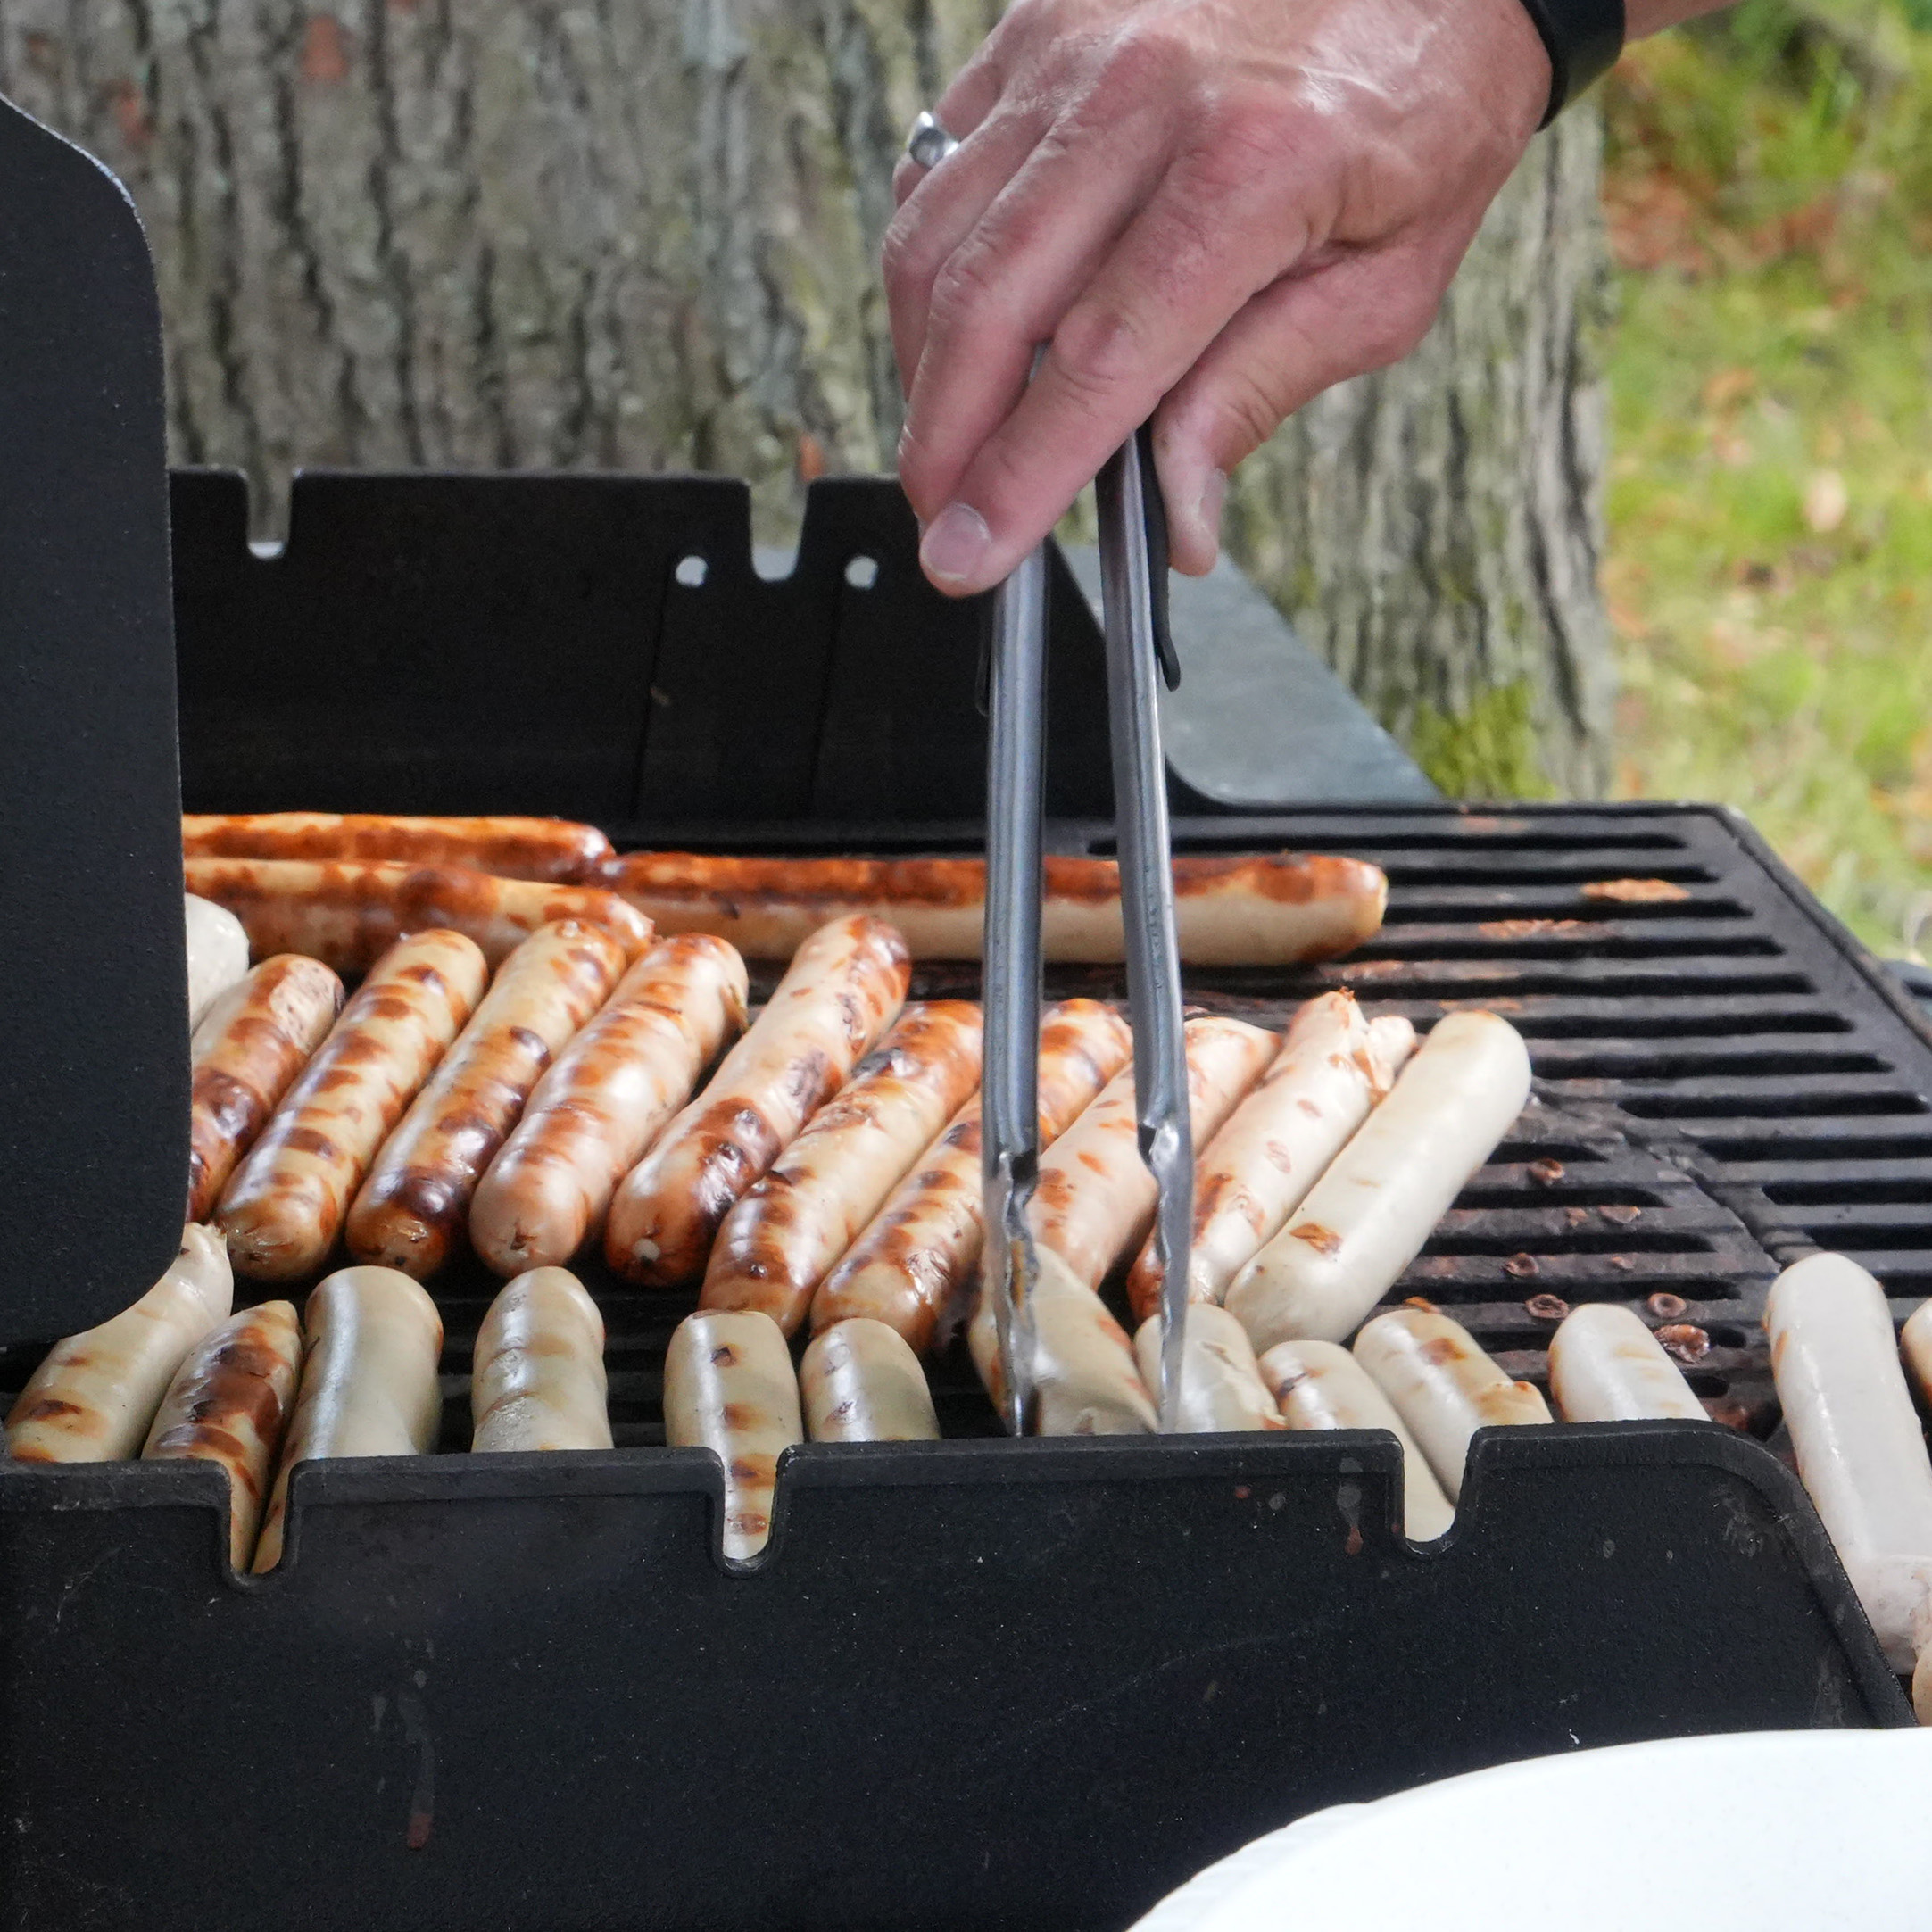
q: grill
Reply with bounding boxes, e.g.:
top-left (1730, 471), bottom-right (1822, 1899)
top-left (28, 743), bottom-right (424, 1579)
top-left (2, 95), bottom-right (1924, 1932)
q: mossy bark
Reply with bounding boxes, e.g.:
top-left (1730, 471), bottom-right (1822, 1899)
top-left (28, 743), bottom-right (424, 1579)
top-left (0, 0), bottom-right (1611, 795)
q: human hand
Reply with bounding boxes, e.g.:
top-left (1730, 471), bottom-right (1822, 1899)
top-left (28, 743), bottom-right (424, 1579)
top-left (883, 0), bottom-right (1552, 594)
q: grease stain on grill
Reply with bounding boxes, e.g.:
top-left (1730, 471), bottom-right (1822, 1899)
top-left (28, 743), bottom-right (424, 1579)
top-left (1524, 1294), bottom-right (1569, 1321)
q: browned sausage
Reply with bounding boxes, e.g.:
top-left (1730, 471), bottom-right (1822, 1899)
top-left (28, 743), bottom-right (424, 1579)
top-left (183, 812), bottom-right (614, 883)
top-left (603, 850), bottom-right (1386, 963)
top-left (1029, 1016), bottom-right (1276, 1290)
top-left (604, 915), bottom-right (911, 1287)
top-left (346, 921), bottom-right (628, 1279)
top-left (187, 957), bottom-right (345, 1220)
top-left (142, 1300), bottom-right (304, 1570)
top-left (183, 856), bottom-right (652, 974)
top-left (808, 999), bottom-right (1132, 1352)
top-left (468, 935), bottom-right (750, 1275)
top-left (216, 930), bottom-right (489, 1281)
top-left (700, 1000), bottom-right (983, 1335)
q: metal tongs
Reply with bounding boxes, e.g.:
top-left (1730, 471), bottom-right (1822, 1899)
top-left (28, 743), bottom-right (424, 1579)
top-left (908, 116), bottom-right (1195, 1436)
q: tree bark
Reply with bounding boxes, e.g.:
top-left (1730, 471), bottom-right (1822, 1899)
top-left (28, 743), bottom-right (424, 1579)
top-left (0, 0), bottom-right (1610, 797)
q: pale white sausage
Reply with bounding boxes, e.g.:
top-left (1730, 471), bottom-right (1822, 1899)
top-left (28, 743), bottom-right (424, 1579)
top-left (967, 1248), bottom-right (1157, 1437)
top-left (470, 1267), bottom-right (611, 1453)
top-left (1132, 1306), bottom-right (1284, 1434)
top-left (800, 1320), bottom-right (941, 1442)
top-left (1125, 993), bottom-right (1414, 1321)
top-left (662, 1310), bottom-right (803, 1561)
top-left (253, 1266), bottom-right (444, 1572)
top-left (1352, 1308), bottom-right (1549, 1502)
top-left (143, 1299), bottom-right (303, 1569)
top-left (1548, 1303), bottom-right (1708, 1422)
top-left (8, 1225), bottom-right (235, 1463)
top-left (1768, 1252), bottom-right (1932, 1679)
top-left (1226, 1011), bottom-right (1532, 1351)
top-left (185, 892), bottom-right (250, 1028)
top-left (1029, 1015), bottom-right (1275, 1292)
top-left (1258, 1339), bottom-right (1455, 1541)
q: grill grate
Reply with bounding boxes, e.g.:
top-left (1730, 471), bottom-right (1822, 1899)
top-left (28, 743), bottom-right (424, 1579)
top-left (5, 803), bottom-right (1924, 1449)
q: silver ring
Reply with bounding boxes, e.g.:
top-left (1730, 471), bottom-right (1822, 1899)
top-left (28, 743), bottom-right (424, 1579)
top-left (905, 110), bottom-right (959, 171)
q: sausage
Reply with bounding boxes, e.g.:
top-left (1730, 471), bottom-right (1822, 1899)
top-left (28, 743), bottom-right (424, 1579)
top-left (968, 1247), bottom-right (1157, 1436)
top-left (1030, 1015), bottom-right (1275, 1292)
top-left (1225, 1010), bottom-right (1533, 1352)
top-left (7, 1225), bottom-right (235, 1463)
top-left (185, 892), bottom-right (250, 1027)
top-left (184, 812), bottom-right (612, 883)
top-left (701, 1001), bottom-right (983, 1335)
top-left (1125, 993), bottom-right (1415, 1322)
top-left (809, 1000), bottom-right (1133, 1351)
top-left (1257, 1339), bottom-right (1455, 1540)
top-left (347, 921), bottom-right (628, 1279)
top-left (216, 929), bottom-right (489, 1281)
top-left (800, 1320), bottom-right (941, 1442)
top-left (187, 956), bottom-right (346, 1220)
top-left (604, 849), bottom-right (1387, 964)
top-left (142, 1300), bottom-right (303, 1569)
top-left (1767, 1252), bottom-right (1932, 1681)
top-left (183, 856), bottom-right (652, 974)
top-left (252, 1265), bottom-right (444, 1572)
top-left (605, 915), bottom-right (911, 1287)
top-left (662, 1310), bottom-right (803, 1561)
top-left (468, 935), bottom-right (750, 1276)
top-left (1132, 1306), bottom-right (1285, 1433)
top-left (469, 1267), bottom-right (611, 1452)
top-left (1548, 1303), bottom-right (1708, 1422)
top-left (1351, 1308), bottom-right (1549, 1502)
top-left (1899, 1298), bottom-right (1932, 1414)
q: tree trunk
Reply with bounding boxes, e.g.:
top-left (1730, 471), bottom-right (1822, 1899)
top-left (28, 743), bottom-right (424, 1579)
top-left (0, 0), bottom-right (1610, 797)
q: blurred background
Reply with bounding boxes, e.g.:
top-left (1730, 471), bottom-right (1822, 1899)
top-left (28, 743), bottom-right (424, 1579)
top-left (0, 0), bottom-right (1925, 954)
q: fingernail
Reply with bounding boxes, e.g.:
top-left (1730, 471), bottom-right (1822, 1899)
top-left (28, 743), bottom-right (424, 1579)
top-left (920, 502), bottom-right (991, 586)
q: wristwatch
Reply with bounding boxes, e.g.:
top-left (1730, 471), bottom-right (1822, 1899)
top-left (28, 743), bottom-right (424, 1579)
top-left (1513, 0), bottom-right (1624, 125)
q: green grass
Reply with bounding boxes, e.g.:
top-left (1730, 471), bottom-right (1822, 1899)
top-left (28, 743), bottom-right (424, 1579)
top-left (1604, 0), bottom-right (1932, 953)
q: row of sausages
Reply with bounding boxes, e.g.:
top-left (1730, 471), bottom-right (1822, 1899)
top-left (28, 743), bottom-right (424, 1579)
top-left (179, 812), bottom-right (1390, 966)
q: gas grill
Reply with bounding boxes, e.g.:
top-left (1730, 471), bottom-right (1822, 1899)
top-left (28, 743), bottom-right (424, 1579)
top-left (1, 82), bottom-right (1927, 1932)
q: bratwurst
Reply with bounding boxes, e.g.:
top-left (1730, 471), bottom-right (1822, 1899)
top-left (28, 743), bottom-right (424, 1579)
top-left (184, 811), bottom-right (613, 883)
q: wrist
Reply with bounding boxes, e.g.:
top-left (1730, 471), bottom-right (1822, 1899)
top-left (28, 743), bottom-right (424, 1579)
top-left (1510, 0), bottom-right (1624, 124)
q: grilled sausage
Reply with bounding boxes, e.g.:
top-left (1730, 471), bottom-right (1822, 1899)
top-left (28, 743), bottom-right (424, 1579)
top-left (469, 936), bottom-right (750, 1276)
top-left (606, 916), bottom-right (911, 1287)
top-left (7, 1225), bottom-right (235, 1463)
top-left (1768, 1252), bottom-right (1932, 1683)
top-left (470, 1267), bottom-right (611, 1452)
top-left (662, 1310), bottom-right (802, 1561)
top-left (1125, 994), bottom-right (1414, 1322)
top-left (605, 849), bottom-right (1387, 964)
top-left (253, 1266), bottom-right (444, 1572)
top-left (1258, 1339), bottom-right (1455, 1540)
top-left (217, 930), bottom-right (489, 1281)
top-left (1352, 1308), bottom-right (1549, 1502)
top-left (968, 1247), bottom-right (1157, 1436)
top-left (1030, 1015), bottom-right (1275, 1292)
top-left (142, 1300), bottom-right (303, 1569)
top-left (701, 1001), bottom-right (983, 1335)
top-left (1226, 1011), bottom-right (1533, 1352)
top-left (184, 812), bottom-right (612, 883)
top-left (185, 892), bottom-right (251, 1027)
top-left (1548, 1303), bottom-right (1708, 1422)
top-left (809, 1000), bottom-right (1133, 1351)
top-left (800, 1320), bottom-right (941, 1442)
top-left (346, 921), bottom-right (626, 1278)
top-left (184, 856), bottom-right (651, 974)
top-left (187, 956), bottom-right (346, 1220)
top-left (1132, 1306), bottom-right (1286, 1433)
top-left (1899, 1298), bottom-right (1932, 1414)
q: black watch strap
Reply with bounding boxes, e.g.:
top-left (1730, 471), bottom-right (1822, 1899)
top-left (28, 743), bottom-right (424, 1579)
top-left (1513, 0), bottom-right (1624, 126)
